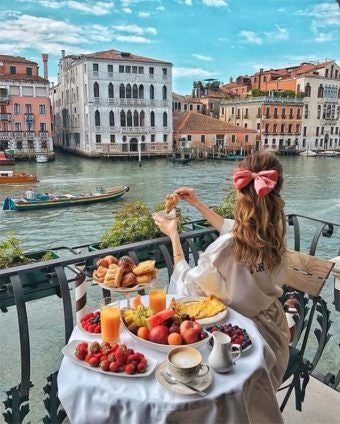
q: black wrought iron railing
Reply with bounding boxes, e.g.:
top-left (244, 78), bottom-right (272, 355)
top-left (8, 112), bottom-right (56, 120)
top-left (0, 215), bottom-right (339, 423)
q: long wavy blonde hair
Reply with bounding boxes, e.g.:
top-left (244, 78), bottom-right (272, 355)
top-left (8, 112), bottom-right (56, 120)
top-left (232, 151), bottom-right (286, 271)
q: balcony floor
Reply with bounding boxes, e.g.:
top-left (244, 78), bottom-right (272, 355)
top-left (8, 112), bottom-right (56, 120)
top-left (278, 376), bottom-right (339, 423)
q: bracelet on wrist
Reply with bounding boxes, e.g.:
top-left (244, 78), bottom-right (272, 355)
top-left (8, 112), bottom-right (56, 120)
top-left (173, 253), bottom-right (184, 258)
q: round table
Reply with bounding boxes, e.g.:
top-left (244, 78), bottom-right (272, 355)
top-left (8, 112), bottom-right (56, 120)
top-left (58, 296), bottom-right (281, 424)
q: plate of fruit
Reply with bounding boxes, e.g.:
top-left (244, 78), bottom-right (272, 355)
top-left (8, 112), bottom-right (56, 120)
top-left (121, 305), bottom-right (211, 353)
top-left (62, 340), bottom-right (157, 377)
top-left (206, 323), bottom-right (253, 353)
top-left (78, 311), bottom-right (101, 335)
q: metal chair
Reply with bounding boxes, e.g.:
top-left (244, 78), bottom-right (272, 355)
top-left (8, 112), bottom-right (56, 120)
top-left (279, 250), bottom-right (335, 412)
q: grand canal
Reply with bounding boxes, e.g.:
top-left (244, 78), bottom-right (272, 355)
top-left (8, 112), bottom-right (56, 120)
top-left (0, 153), bottom-right (339, 420)
top-left (1, 153), bottom-right (340, 251)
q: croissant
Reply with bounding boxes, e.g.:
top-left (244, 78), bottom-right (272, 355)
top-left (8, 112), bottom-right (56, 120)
top-left (133, 260), bottom-right (156, 276)
top-left (165, 192), bottom-right (179, 213)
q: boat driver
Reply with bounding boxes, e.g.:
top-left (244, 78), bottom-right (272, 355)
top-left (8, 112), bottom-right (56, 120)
top-left (24, 188), bottom-right (35, 200)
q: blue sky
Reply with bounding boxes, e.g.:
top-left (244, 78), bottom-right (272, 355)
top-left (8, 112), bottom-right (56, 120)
top-left (0, 0), bottom-right (339, 93)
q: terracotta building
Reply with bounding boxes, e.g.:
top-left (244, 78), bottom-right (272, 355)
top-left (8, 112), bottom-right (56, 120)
top-left (173, 111), bottom-right (256, 152)
top-left (220, 97), bottom-right (303, 152)
top-left (0, 54), bottom-right (53, 159)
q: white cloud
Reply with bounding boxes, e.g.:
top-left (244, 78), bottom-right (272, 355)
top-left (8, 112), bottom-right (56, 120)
top-left (183, 0), bottom-right (193, 5)
top-left (202, 0), bottom-right (227, 7)
top-left (115, 35), bottom-right (152, 43)
top-left (173, 67), bottom-right (217, 78)
top-left (138, 12), bottom-right (150, 17)
top-left (192, 53), bottom-right (213, 61)
top-left (264, 25), bottom-right (289, 41)
top-left (0, 13), bottom-right (155, 56)
top-left (296, 1), bottom-right (340, 42)
top-left (113, 24), bottom-right (157, 35)
top-left (67, 1), bottom-right (114, 15)
top-left (156, 6), bottom-right (165, 11)
top-left (18, 0), bottom-right (115, 15)
top-left (122, 7), bottom-right (132, 13)
top-left (240, 30), bottom-right (262, 45)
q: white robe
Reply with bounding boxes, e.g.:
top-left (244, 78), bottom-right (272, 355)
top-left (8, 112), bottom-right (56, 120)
top-left (170, 219), bottom-right (290, 423)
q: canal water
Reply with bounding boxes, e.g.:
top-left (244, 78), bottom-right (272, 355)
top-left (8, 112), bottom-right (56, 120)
top-left (0, 153), bottom-right (339, 420)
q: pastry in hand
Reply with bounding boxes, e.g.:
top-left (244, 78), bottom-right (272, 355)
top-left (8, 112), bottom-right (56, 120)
top-left (121, 272), bottom-right (137, 287)
top-left (165, 192), bottom-right (179, 213)
top-left (133, 260), bottom-right (156, 276)
top-left (104, 264), bottom-right (124, 288)
top-left (117, 256), bottom-right (136, 274)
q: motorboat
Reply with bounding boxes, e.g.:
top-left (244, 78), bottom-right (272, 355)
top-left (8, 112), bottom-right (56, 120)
top-left (0, 170), bottom-right (38, 184)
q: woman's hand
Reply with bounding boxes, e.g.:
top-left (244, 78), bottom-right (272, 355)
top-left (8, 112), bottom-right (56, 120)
top-left (153, 214), bottom-right (179, 238)
top-left (175, 187), bottom-right (200, 207)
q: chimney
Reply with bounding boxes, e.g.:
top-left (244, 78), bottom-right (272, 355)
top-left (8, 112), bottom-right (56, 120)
top-left (42, 53), bottom-right (48, 80)
top-left (61, 49), bottom-right (65, 58)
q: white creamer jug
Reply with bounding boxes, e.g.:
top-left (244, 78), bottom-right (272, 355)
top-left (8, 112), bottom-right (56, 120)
top-left (208, 331), bottom-right (241, 372)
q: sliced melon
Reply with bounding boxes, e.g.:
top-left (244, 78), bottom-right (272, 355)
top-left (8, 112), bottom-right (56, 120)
top-left (147, 309), bottom-right (175, 329)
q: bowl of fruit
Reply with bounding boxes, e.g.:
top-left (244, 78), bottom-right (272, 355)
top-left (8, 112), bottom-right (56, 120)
top-left (79, 311), bottom-right (101, 335)
top-left (206, 323), bottom-right (253, 353)
top-left (121, 305), bottom-right (211, 353)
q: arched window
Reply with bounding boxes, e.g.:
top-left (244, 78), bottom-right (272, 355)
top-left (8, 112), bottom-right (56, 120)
top-left (127, 110), bottom-right (132, 126)
top-left (133, 110), bottom-right (139, 127)
top-left (297, 84), bottom-right (300, 94)
top-left (109, 111), bottom-right (115, 127)
top-left (331, 104), bottom-right (336, 119)
top-left (140, 110), bottom-right (145, 127)
top-left (139, 84), bottom-right (144, 99)
top-left (150, 85), bottom-right (154, 100)
top-left (337, 105), bottom-right (340, 119)
top-left (120, 110), bottom-right (126, 126)
top-left (163, 111), bottom-right (167, 127)
top-left (317, 84), bottom-right (324, 98)
top-left (120, 84), bottom-right (125, 99)
top-left (132, 84), bottom-right (138, 99)
top-left (94, 82), bottom-right (99, 98)
top-left (162, 85), bottom-right (167, 100)
top-left (150, 111), bottom-right (155, 127)
top-left (304, 104), bottom-right (308, 119)
top-left (317, 105), bottom-right (321, 119)
top-left (305, 83), bottom-right (311, 97)
top-left (108, 83), bottom-right (114, 99)
top-left (95, 110), bottom-right (100, 126)
top-left (126, 84), bottom-right (132, 99)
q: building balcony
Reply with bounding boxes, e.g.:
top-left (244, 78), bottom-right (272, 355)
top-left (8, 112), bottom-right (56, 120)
top-left (39, 131), bottom-right (48, 139)
top-left (244, 114), bottom-right (249, 119)
top-left (120, 126), bottom-right (148, 134)
top-left (0, 95), bottom-right (9, 103)
top-left (265, 114), bottom-right (271, 119)
top-left (0, 131), bottom-right (11, 139)
top-left (256, 114), bottom-right (261, 118)
top-left (14, 131), bottom-right (24, 138)
top-left (281, 114), bottom-right (286, 119)
top-left (0, 113), bottom-right (12, 121)
top-left (273, 114), bottom-right (279, 119)
top-left (25, 131), bottom-right (35, 139)
top-left (289, 115), bottom-right (294, 119)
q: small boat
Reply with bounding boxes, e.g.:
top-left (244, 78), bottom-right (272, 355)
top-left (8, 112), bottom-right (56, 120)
top-left (317, 150), bottom-right (340, 157)
top-left (0, 170), bottom-right (38, 184)
top-left (168, 155), bottom-right (192, 164)
top-left (225, 154), bottom-right (243, 161)
top-left (299, 149), bottom-right (317, 157)
top-left (3, 186), bottom-right (129, 211)
top-left (36, 154), bottom-right (49, 163)
top-left (0, 151), bottom-right (15, 165)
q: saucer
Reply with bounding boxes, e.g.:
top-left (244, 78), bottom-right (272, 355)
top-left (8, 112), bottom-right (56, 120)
top-left (155, 361), bottom-right (213, 395)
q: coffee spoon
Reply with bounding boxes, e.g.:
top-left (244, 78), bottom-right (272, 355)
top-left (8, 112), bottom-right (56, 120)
top-left (161, 370), bottom-right (207, 397)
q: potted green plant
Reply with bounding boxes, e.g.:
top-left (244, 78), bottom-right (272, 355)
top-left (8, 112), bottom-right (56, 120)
top-left (0, 232), bottom-right (59, 305)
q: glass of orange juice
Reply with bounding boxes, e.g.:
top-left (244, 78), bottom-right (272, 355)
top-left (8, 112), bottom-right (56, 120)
top-left (149, 284), bottom-right (166, 313)
top-left (100, 297), bottom-right (121, 343)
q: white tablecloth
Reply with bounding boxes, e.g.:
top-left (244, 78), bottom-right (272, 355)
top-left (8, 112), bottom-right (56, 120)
top-left (58, 296), bottom-right (281, 424)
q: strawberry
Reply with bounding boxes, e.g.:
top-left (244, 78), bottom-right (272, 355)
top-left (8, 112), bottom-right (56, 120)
top-left (107, 352), bottom-right (116, 363)
top-left (85, 353), bottom-right (94, 363)
top-left (124, 364), bottom-right (135, 375)
top-left (88, 356), bottom-right (100, 367)
top-left (75, 347), bottom-right (87, 360)
top-left (109, 361), bottom-right (120, 372)
top-left (94, 325), bottom-right (101, 334)
top-left (111, 343), bottom-right (119, 352)
top-left (100, 354), bottom-right (108, 363)
top-left (137, 362), bottom-right (147, 373)
top-left (100, 359), bottom-right (110, 371)
top-left (126, 349), bottom-right (134, 356)
top-left (115, 348), bottom-right (126, 366)
top-left (89, 341), bottom-right (100, 353)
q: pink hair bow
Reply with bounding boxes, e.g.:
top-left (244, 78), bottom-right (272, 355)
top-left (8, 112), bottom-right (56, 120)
top-left (233, 169), bottom-right (278, 197)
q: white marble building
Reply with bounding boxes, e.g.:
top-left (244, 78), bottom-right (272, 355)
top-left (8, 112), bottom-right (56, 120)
top-left (297, 63), bottom-right (340, 151)
top-left (51, 49), bottom-right (173, 157)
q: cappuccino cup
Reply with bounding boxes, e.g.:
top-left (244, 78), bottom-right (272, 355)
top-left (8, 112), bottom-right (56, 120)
top-left (167, 347), bottom-right (209, 383)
